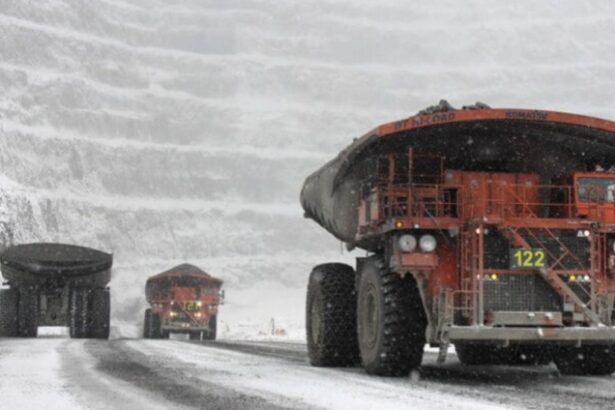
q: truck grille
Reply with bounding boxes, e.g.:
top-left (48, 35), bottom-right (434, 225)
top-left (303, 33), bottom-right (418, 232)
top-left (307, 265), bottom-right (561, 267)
top-left (484, 274), bottom-right (561, 312)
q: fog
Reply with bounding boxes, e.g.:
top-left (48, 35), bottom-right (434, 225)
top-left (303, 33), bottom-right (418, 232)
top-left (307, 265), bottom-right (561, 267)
top-left (1, 0), bottom-right (615, 335)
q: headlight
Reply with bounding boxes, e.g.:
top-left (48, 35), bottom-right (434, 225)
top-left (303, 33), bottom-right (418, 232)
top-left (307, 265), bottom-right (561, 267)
top-left (196, 301), bottom-right (202, 307)
top-left (398, 234), bottom-right (417, 252)
top-left (195, 312), bottom-right (202, 318)
top-left (170, 311), bottom-right (177, 317)
top-left (419, 234), bottom-right (437, 252)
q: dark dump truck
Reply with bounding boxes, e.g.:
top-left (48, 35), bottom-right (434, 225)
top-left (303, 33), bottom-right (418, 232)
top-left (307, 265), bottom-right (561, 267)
top-left (301, 101), bottom-right (615, 377)
top-left (143, 264), bottom-right (223, 340)
top-left (0, 243), bottom-right (112, 339)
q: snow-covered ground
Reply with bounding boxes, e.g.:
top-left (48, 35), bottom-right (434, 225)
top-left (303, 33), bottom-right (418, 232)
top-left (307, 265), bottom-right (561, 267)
top-left (1, 337), bottom-right (615, 410)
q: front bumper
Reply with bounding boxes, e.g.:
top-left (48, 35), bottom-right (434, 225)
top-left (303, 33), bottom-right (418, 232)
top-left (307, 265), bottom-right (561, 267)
top-left (162, 321), bottom-right (210, 332)
top-left (448, 325), bottom-right (615, 344)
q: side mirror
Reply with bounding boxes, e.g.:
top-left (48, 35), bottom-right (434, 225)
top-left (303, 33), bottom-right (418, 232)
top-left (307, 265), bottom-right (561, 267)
top-left (219, 289), bottom-right (225, 305)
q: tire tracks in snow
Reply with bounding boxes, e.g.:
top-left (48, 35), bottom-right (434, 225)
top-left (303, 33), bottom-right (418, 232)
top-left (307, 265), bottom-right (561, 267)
top-left (185, 340), bottom-right (615, 410)
top-left (59, 339), bottom-right (295, 410)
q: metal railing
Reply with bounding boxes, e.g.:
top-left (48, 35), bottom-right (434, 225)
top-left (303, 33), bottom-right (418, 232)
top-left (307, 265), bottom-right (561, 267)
top-left (364, 181), bottom-right (591, 221)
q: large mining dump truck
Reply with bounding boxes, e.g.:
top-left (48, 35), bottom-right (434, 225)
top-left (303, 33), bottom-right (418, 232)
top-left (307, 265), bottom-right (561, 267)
top-left (143, 264), bottom-right (223, 340)
top-left (0, 243), bottom-right (112, 339)
top-left (301, 101), bottom-right (615, 377)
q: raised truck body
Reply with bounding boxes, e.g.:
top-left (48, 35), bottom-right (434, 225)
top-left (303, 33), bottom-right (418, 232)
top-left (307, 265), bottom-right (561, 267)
top-left (143, 264), bottom-right (223, 340)
top-left (301, 102), bottom-right (615, 376)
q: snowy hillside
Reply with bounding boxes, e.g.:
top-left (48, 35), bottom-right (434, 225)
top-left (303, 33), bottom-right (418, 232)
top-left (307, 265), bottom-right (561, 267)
top-left (1, 0), bottom-right (615, 336)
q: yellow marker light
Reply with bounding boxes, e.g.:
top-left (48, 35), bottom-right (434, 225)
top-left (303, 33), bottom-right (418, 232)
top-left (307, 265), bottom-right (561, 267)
top-left (489, 273), bottom-right (498, 281)
top-left (569, 274), bottom-right (577, 282)
top-left (395, 221), bottom-right (404, 229)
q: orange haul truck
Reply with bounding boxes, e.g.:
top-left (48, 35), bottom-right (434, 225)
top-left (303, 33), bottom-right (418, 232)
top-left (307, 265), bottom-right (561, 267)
top-left (301, 101), bottom-right (615, 377)
top-left (143, 264), bottom-right (223, 340)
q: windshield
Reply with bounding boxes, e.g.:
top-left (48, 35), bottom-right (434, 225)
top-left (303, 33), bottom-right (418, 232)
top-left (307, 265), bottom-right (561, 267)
top-left (577, 177), bottom-right (615, 202)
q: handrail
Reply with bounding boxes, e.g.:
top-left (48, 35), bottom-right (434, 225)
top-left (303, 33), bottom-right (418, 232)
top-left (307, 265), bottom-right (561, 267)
top-left (363, 181), bottom-right (584, 221)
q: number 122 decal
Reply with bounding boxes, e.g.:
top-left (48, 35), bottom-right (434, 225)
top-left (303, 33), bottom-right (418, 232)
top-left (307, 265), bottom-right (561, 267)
top-left (510, 248), bottom-right (546, 268)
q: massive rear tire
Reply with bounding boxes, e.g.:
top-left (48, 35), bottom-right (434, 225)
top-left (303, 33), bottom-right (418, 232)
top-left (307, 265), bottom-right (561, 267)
top-left (357, 256), bottom-right (426, 377)
top-left (0, 288), bottom-right (19, 337)
top-left (554, 344), bottom-right (615, 375)
top-left (88, 288), bottom-right (110, 339)
top-left (69, 288), bottom-right (89, 338)
top-left (306, 263), bottom-right (359, 367)
top-left (17, 288), bottom-right (39, 337)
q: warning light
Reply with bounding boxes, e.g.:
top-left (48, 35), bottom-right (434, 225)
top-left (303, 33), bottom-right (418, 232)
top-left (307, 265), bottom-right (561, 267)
top-left (569, 274), bottom-right (577, 282)
top-left (394, 221), bottom-right (404, 229)
top-left (489, 273), bottom-right (498, 281)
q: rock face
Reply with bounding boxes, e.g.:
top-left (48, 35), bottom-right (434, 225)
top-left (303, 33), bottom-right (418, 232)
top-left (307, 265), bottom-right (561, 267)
top-left (1, 0), bottom-right (615, 327)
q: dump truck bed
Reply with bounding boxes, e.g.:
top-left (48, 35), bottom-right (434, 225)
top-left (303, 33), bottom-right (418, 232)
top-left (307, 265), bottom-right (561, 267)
top-left (300, 106), bottom-right (615, 250)
top-left (0, 243), bottom-right (112, 286)
top-left (145, 263), bottom-right (222, 303)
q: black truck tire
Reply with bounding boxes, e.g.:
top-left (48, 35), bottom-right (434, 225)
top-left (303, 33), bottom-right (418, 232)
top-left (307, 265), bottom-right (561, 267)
top-left (69, 288), bottom-right (89, 338)
top-left (306, 263), bottom-right (359, 367)
top-left (204, 315), bottom-right (217, 340)
top-left (455, 344), bottom-right (505, 365)
top-left (357, 256), bottom-right (426, 376)
top-left (143, 309), bottom-right (152, 338)
top-left (189, 331), bottom-right (202, 340)
top-left (88, 288), bottom-right (110, 339)
top-left (148, 311), bottom-right (162, 339)
top-left (456, 344), bottom-right (550, 366)
top-left (504, 345), bottom-right (551, 365)
top-left (17, 288), bottom-right (39, 337)
top-left (0, 288), bottom-right (19, 337)
top-left (554, 344), bottom-right (615, 375)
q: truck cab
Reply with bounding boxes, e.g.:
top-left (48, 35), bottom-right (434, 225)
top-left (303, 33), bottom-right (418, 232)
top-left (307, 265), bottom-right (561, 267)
top-left (572, 171), bottom-right (615, 221)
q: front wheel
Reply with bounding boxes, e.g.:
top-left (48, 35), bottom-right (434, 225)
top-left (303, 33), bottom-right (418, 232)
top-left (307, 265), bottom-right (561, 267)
top-left (456, 344), bottom-right (552, 366)
top-left (145, 311), bottom-right (162, 339)
top-left (204, 315), bottom-right (217, 341)
top-left (143, 309), bottom-right (152, 338)
top-left (357, 256), bottom-right (426, 377)
top-left (554, 344), bottom-right (615, 375)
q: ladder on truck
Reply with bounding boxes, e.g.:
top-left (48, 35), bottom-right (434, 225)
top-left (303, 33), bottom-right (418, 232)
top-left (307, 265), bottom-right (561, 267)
top-left (458, 182), bottom-right (611, 327)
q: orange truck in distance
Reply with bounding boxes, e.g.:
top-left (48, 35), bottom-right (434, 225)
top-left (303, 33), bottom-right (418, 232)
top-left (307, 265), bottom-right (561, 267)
top-left (143, 264), bottom-right (223, 340)
top-left (300, 101), bottom-right (615, 377)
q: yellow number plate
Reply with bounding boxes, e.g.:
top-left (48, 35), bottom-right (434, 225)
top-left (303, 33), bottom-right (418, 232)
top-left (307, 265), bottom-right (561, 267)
top-left (510, 248), bottom-right (546, 268)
